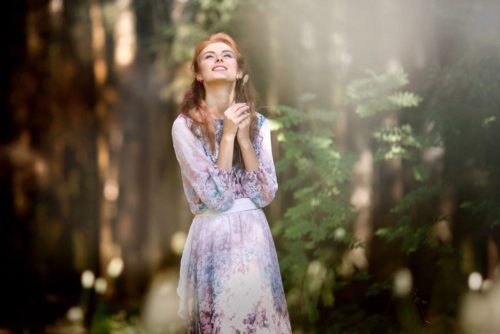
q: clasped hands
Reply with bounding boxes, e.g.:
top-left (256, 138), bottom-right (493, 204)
top-left (222, 103), bottom-right (252, 147)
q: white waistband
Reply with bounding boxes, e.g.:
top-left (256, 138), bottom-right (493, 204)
top-left (196, 198), bottom-right (258, 217)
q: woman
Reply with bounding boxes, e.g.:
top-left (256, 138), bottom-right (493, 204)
top-left (172, 33), bottom-right (292, 333)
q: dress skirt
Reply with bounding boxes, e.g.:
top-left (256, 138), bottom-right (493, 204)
top-left (177, 198), bottom-right (291, 333)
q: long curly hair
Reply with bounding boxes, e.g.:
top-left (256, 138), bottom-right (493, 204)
top-left (179, 32), bottom-right (257, 151)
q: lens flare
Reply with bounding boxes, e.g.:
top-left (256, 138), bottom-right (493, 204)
top-left (468, 272), bottom-right (483, 291)
top-left (104, 179), bottom-right (119, 201)
top-left (107, 257), bottom-right (124, 278)
top-left (81, 270), bottom-right (95, 288)
top-left (66, 306), bottom-right (84, 322)
top-left (171, 231), bottom-right (187, 255)
top-left (393, 268), bottom-right (412, 297)
top-left (95, 277), bottom-right (108, 294)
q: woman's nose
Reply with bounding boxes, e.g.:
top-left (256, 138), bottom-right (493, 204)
top-left (216, 56), bottom-right (223, 62)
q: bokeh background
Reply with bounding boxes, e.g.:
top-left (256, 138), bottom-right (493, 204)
top-left (2, 0), bottom-right (500, 333)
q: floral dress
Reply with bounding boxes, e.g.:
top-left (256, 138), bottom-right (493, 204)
top-left (172, 112), bottom-right (291, 333)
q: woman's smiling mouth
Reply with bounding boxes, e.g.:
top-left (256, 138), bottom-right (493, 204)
top-left (212, 65), bottom-right (228, 71)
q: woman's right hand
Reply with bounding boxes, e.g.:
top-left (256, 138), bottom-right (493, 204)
top-left (222, 103), bottom-right (250, 140)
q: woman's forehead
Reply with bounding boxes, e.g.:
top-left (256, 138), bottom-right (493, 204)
top-left (200, 42), bottom-right (235, 55)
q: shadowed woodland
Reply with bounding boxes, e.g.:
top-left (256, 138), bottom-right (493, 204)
top-left (2, 0), bottom-right (500, 333)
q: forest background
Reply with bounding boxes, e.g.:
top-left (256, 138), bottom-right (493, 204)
top-left (2, 0), bottom-right (500, 333)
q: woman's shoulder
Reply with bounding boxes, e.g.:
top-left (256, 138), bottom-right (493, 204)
top-left (172, 114), bottom-right (193, 137)
top-left (172, 113), bottom-right (205, 141)
top-left (172, 113), bottom-right (192, 129)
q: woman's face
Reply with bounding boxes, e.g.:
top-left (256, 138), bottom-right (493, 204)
top-left (197, 42), bottom-right (241, 84)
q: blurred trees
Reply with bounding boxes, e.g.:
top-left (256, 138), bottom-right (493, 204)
top-left (2, 0), bottom-right (177, 327)
top-left (2, 0), bottom-right (500, 332)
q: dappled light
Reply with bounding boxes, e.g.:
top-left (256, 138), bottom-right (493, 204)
top-left (114, 0), bottom-right (136, 67)
top-left (468, 272), bottom-right (483, 291)
top-left (81, 270), bottom-right (96, 289)
top-left (170, 230), bottom-right (187, 255)
top-left (103, 179), bottom-right (119, 201)
top-left (49, 0), bottom-right (63, 15)
top-left (461, 279), bottom-right (500, 333)
top-left (393, 268), bottom-right (413, 297)
top-left (106, 256), bottom-right (124, 278)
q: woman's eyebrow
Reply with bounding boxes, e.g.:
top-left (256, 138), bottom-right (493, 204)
top-left (201, 49), bottom-right (235, 57)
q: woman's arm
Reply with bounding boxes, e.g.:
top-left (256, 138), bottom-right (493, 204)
top-left (236, 112), bottom-right (258, 171)
top-left (239, 116), bottom-right (278, 207)
top-left (172, 116), bottom-right (234, 211)
top-left (237, 138), bottom-right (259, 172)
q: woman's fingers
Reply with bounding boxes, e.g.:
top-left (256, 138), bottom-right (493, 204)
top-left (225, 103), bottom-right (249, 123)
top-left (222, 103), bottom-right (250, 137)
top-left (233, 110), bottom-right (250, 125)
top-left (234, 111), bottom-right (250, 124)
top-left (238, 117), bottom-right (250, 129)
top-left (224, 103), bottom-right (242, 115)
top-left (226, 103), bottom-right (248, 115)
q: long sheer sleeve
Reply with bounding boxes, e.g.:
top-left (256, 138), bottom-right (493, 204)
top-left (172, 115), bottom-right (234, 212)
top-left (241, 117), bottom-right (278, 208)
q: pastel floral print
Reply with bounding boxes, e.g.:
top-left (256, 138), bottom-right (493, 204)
top-left (172, 113), bottom-right (291, 333)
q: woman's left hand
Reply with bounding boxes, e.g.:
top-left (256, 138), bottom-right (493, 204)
top-left (236, 113), bottom-right (252, 147)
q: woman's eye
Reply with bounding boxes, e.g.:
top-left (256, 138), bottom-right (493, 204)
top-left (223, 53), bottom-right (234, 58)
top-left (204, 55), bottom-right (213, 60)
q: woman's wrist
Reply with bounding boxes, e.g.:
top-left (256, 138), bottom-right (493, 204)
top-left (236, 130), bottom-right (251, 144)
top-left (237, 138), bottom-right (253, 149)
top-left (222, 131), bottom-right (236, 142)
top-left (218, 133), bottom-right (235, 172)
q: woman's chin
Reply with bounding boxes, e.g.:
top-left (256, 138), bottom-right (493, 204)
top-left (203, 77), bottom-right (237, 85)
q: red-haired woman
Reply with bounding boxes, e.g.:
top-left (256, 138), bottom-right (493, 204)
top-left (172, 33), bottom-right (291, 333)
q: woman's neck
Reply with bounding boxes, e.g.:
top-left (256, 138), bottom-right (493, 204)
top-left (204, 82), bottom-right (236, 119)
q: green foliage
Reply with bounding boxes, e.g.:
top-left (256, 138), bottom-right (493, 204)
top-left (346, 70), bottom-right (422, 118)
top-left (390, 186), bottom-right (441, 215)
top-left (373, 125), bottom-right (422, 160)
top-left (365, 279), bottom-right (392, 297)
top-left (347, 70), bottom-right (443, 256)
top-left (460, 199), bottom-right (500, 228)
top-left (372, 124), bottom-right (441, 162)
top-left (90, 310), bottom-right (142, 334)
top-left (273, 69), bottom-right (430, 331)
top-left (347, 69), bottom-right (446, 257)
top-left (272, 99), bottom-right (356, 326)
top-left (376, 217), bottom-right (434, 255)
top-left (375, 185), bottom-right (442, 255)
